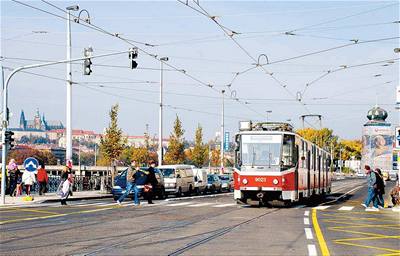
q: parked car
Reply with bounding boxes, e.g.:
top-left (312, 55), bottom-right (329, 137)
top-left (218, 174), bottom-right (233, 192)
top-left (192, 168), bottom-right (208, 195)
top-left (158, 165), bottom-right (194, 197)
top-left (206, 174), bottom-right (222, 193)
top-left (112, 167), bottom-right (165, 201)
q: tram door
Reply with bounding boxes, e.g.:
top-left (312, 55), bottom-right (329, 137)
top-left (294, 145), bottom-right (299, 200)
top-left (318, 155), bottom-right (321, 194)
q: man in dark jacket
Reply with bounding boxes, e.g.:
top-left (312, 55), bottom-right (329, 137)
top-left (145, 161), bottom-right (158, 204)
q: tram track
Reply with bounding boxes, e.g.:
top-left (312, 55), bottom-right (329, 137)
top-left (73, 205), bottom-right (282, 256)
top-left (167, 208), bottom-right (282, 256)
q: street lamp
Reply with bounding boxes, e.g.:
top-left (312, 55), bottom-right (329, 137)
top-left (159, 57), bottom-right (168, 166)
top-left (65, 5), bottom-right (79, 165)
top-left (266, 110), bottom-right (272, 122)
top-left (221, 90), bottom-right (225, 173)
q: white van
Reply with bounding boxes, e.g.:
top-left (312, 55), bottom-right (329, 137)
top-left (192, 168), bottom-right (208, 195)
top-left (158, 165), bottom-right (195, 197)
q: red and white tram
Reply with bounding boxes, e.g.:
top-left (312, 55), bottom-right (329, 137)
top-left (233, 121), bottom-right (332, 205)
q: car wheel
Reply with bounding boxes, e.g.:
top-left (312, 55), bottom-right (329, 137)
top-left (158, 187), bottom-right (166, 199)
top-left (113, 196), bottom-right (119, 201)
top-left (194, 187), bottom-right (200, 196)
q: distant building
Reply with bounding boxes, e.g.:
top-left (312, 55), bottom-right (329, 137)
top-left (18, 109), bottom-right (64, 131)
top-left (361, 105), bottom-right (393, 172)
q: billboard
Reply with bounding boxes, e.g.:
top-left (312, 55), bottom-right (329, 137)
top-left (361, 126), bottom-right (393, 171)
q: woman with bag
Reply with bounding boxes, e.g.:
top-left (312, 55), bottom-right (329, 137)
top-left (22, 170), bottom-right (36, 196)
top-left (58, 161), bottom-right (72, 205)
top-left (374, 168), bottom-right (385, 209)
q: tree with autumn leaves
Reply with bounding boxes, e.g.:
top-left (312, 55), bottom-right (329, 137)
top-left (164, 115), bottom-right (186, 164)
top-left (296, 128), bottom-right (361, 160)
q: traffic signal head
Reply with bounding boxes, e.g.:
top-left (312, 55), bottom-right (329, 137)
top-left (5, 130), bottom-right (15, 149)
top-left (130, 60), bottom-right (138, 69)
top-left (83, 58), bottom-right (92, 75)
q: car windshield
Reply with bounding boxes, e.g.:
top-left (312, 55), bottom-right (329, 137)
top-left (161, 168), bottom-right (175, 178)
top-left (241, 134), bottom-right (282, 167)
top-left (219, 176), bottom-right (230, 181)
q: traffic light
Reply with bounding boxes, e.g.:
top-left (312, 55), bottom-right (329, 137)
top-left (83, 58), bottom-right (92, 75)
top-left (4, 130), bottom-right (15, 150)
top-left (129, 48), bottom-right (138, 69)
top-left (83, 47), bottom-right (93, 75)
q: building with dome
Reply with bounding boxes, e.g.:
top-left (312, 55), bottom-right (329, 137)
top-left (361, 105), bottom-right (393, 172)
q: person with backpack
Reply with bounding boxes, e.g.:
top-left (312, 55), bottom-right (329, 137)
top-left (374, 168), bottom-right (385, 209)
top-left (117, 160), bottom-right (139, 206)
top-left (361, 165), bottom-right (379, 211)
top-left (37, 163), bottom-right (49, 196)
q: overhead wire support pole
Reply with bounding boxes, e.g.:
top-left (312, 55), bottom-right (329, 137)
top-left (0, 49), bottom-right (129, 205)
top-left (221, 90), bottom-right (225, 173)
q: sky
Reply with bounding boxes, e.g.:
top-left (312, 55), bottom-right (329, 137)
top-left (1, 0), bottom-right (399, 142)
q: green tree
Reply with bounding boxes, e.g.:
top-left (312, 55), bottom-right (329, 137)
top-left (131, 147), bottom-right (150, 166)
top-left (99, 104), bottom-right (126, 182)
top-left (339, 140), bottom-right (362, 160)
top-left (191, 125), bottom-right (207, 167)
top-left (164, 115), bottom-right (185, 164)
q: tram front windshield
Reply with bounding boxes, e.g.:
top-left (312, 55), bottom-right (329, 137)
top-left (241, 134), bottom-right (282, 167)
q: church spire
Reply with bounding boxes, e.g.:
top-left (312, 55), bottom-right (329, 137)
top-left (19, 110), bottom-right (27, 130)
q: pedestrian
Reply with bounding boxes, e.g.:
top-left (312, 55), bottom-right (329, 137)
top-left (145, 161), bottom-right (158, 204)
top-left (37, 163), bottom-right (49, 196)
top-left (22, 169), bottom-right (36, 196)
top-left (117, 160), bottom-right (139, 206)
top-left (58, 162), bottom-right (72, 205)
top-left (374, 168), bottom-right (385, 209)
top-left (15, 171), bottom-right (23, 197)
top-left (7, 159), bottom-right (20, 197)
top-left (133, 166), bottom-right (149, 206)
top-left (361, 165), bottom-right (379, 211)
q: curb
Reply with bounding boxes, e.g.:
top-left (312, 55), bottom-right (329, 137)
top-left (40, 194), bottom-right (113, 203)
top-left (165, 192), bottom-right (233, 202)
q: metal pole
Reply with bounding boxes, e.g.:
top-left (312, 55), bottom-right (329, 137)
top-left (78, 137), bottom-right (81, 173)
top-left (1, 65), bottom-right (7, 204)
top-left (94, 144), bottom-right (97, 166)
top-left (158, 61), bottom-right (163, 166)
top-left (66, 10), bottom-right (73, 164)
top-left (221, 90), bottom-right (225, 173)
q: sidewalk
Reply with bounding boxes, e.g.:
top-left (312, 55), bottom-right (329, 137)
top-left (0, 190), bottom-right (112, 207)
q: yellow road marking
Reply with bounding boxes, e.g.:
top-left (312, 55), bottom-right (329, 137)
top-left (335, 241), bottom-right (400, 253)
top-left (328, 224), bottom-right (400, 230)
top-left (334, 236), bottom-right (400, 242)
top-left (0, 205), bottom-right (119, 225)
top-left (376, 252), bottom-right (400, 256)
top-left (312, 208), bottom-right (330, 256)
top-left (329, 227), bottom-right (394, 238)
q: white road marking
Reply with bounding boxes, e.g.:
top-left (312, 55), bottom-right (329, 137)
top-left (365, 208), bottom-right (380, 212)
top-left (304, 210), bottom-right (310, 216)
top-left (338, 206), bottom-right (354, 211)
top-left (307, 244), bottom-right (317, 256)
top-left (305, 228), bottom-right (313, 239)
top-left (392, 207), bottom-right (400, 212)
top-left (167, 202), bottom-right (192, 207)
top-left (304, 218), bottom-right (310, 225)
top-left (213, 203), bottom-right (236, 208)
top-left (188, 203), bottom-right (214, 207)
top-left (313, 206), bottom-right (330, 210)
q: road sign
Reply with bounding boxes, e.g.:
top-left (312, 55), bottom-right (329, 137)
top-left (396, 127), bottom-right (400, 149)
top-left (23, 157), bottom-right (39, 172)
top-left (224, 132), bottom-right (230, 152)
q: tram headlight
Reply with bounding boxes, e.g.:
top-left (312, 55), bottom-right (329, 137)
top-left (242, 178), bottom-right (248, 185)
top-left (273, 179), bottom-right (279, 185)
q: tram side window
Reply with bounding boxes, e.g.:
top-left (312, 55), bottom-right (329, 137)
top-left (282, 135), bottom-right (295, 169)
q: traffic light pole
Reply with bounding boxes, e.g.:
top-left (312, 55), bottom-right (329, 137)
top-left (0, 50), bottom-right (130, 205)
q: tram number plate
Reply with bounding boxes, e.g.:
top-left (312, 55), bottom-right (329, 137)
top-left (255, 177), bottom-right (266, 182)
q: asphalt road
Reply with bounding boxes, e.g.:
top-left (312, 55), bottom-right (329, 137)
top-left (0, 178), bottom-right (399, 256)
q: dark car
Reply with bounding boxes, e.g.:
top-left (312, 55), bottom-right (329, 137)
top-left (218, 174), bottom-right (233, 192)
top-left (112, 167), bottom-right (166, 201)
top-left (205, 174), bottom-right (222, 193)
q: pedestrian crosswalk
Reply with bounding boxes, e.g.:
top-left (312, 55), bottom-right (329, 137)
top-left (313, 205), bottom-right (399, 212)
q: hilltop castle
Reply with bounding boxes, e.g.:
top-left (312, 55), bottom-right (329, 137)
top-left (18, 109), bottom-right (64, 131)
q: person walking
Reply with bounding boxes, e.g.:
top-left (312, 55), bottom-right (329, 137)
top-left (133, 167), bottom-right (149, 206)
top-left (361, 165), bottom-right (379, 211)
top-left (58, 163), bottom-right (72, 205)
top-left (145, 161), bottom-right (158, 204)
top-left (374, 168), bottom-right (385, 209)
top-left (8, 159), bottom-right (20, 197)
top-left (15, 171), bottom-right (23, 197)
top-left (22, 169), bottom-right (36, 196)
top-left (37, 163), bottom-right (49, 196)
top-left (117, 160), bottom-right (139, 206)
